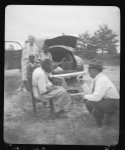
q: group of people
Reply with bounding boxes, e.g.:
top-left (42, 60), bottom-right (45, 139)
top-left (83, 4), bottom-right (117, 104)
top-left (19, 35), bottom-right (119, 126)
top-left (21, 35), bottom-right (52, 91)
top-left (83, 60), bottom-right (119, 126)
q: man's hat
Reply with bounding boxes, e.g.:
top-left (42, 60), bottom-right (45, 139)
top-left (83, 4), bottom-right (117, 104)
top-left (88, 59), bottom-right (105, 70)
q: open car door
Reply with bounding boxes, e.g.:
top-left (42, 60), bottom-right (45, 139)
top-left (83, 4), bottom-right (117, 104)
top-left (45, 35), bottom-right (77, 48)
top-left (5, 41), bottom-right (23, 70)
top-left (44, 35), bottom-right (85, 77)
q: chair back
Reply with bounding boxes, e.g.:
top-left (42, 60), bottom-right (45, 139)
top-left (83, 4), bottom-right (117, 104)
top-left (27, 64), bottom-right (38, 113)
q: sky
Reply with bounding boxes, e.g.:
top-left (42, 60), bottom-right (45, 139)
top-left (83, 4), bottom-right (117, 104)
top-left (5, 5), bottom-right (120, 50)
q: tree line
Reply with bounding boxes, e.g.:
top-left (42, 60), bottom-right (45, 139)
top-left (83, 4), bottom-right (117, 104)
top-left (75, 24), bottom-right (120, 59)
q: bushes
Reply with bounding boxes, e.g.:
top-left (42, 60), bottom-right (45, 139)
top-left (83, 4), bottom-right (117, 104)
top-left (97, 53), bottom-right (120, 66)
top-left (74, 50), bottom-right (97, 60)
top-left (82, 50), bottom-right (97, 59)
top-left (74, 50), bottom-right (120, 66)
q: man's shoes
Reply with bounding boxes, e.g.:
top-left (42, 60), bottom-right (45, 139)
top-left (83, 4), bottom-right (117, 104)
top-left (54, 110), bottom-right (73, 118)
top-left (95, 118), bottom-right (104, 127)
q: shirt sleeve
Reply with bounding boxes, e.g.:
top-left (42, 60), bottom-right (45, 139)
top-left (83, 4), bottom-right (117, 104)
top-left (37, 74), bottom-right (47, 94)
top-left (84, 77), bottom-right (108, 101)
top-left (82, 83), bottom-right (92, 94)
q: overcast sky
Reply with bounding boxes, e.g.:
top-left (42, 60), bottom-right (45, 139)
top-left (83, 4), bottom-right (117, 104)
top-left (5, 5), bottom-right (120, 47)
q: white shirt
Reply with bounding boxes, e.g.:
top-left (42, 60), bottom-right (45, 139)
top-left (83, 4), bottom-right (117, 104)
top-left (32, 67), bottom-right (52, 99)
top-left (84, 73), bottom-right (119, 101)
top-left (80, 74), bottom-right (93, 94)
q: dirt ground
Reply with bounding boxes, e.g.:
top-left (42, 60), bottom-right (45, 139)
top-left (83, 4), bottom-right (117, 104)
top-left (4, 65), bottom-right (120, 145)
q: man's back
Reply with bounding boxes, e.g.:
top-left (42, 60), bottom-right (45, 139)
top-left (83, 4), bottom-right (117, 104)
top-left (32, 67), bottom-right (53, 99)
top-left (95, 73), bottom-right (119, 99)
top-left (32, 67), bottom-right (45, 99)
top-left (32, 67), bottom-right (43, 82)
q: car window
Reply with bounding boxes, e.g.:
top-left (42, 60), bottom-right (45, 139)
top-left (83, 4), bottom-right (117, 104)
top-left (5, 42), bottom-right (22, 51)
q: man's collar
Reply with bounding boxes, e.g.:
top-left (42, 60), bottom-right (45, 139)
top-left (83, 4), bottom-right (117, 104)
top-left (94, 72), bottom-right (104, 81)
top-left (41, 67), bottom-right (51, 76)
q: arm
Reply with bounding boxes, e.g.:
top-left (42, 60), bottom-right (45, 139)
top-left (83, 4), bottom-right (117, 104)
top-left (37, 74), bottom-right (47, 95)
top-left (84, 77), bottom-right (108, 101)
top-left (37, 74), bottom-right (56, 94)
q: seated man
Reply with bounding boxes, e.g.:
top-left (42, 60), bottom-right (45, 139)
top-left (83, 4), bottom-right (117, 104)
top-left (32, 58), bottom-right (72, 117)
top-left (83, 60), bottom-right (119, 126)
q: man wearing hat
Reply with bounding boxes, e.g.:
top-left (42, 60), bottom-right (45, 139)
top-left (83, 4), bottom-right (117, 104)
top-left (32, 58), bottom-right (72, 117)
top-left (83, 59), bottom-right (119, 126)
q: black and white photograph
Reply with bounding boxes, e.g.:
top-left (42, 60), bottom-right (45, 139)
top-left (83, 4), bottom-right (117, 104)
top-left (4, 5), bottom-right (120, 146)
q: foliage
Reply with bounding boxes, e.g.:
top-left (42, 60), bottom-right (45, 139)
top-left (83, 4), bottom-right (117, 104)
top-left (97, 53), bottom-right (120, 66)
top-left (93, 24), bottom-right (119, 54)
top-left (76, 24), bottom-right (119, 56)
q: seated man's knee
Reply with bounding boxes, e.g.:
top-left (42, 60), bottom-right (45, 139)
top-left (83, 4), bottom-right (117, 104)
top-left (59, 87), bottom-right (67, 94)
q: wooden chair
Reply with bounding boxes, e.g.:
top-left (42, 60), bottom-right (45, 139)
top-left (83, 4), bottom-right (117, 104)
top-left (27, 64), bottom-right (54, 115)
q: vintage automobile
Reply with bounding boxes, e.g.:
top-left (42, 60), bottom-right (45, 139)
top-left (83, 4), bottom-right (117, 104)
top-left (44, 35), bottom-right (84, 72)
top-left (43, 35), bottom-right (86, 93)
top-left (4, 41), bottom-right (23, 70)
top-left (4, 36), bottom-right (84, 72)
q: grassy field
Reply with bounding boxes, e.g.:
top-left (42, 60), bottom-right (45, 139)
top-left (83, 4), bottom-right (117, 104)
top-left (4, 66), bottom-right (120, 145)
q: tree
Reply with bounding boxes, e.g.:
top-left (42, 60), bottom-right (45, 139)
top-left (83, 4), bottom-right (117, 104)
top-left (93, 24), bottom-right (119, 55)
top-left (77, 31), bottom-right (98, 52)
top-left (76, 24), bottom-right (119, 59)
top-left (76, 32), bottom-right (97, 59)
top-left (77, 31), bottom-right (92, 51)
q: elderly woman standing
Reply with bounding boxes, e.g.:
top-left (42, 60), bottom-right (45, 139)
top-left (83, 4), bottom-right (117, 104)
top-left (21, 35), bottom-right (40, 91)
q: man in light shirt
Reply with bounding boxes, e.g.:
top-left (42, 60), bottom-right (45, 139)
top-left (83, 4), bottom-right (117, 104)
top-left (83, 59), bottom-right (119, 126)
top-left (32, 59), bottom-right (72, 117)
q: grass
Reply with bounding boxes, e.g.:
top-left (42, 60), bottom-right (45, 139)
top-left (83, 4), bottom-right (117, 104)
top-left (4, 66), bottom-right (120, 145)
